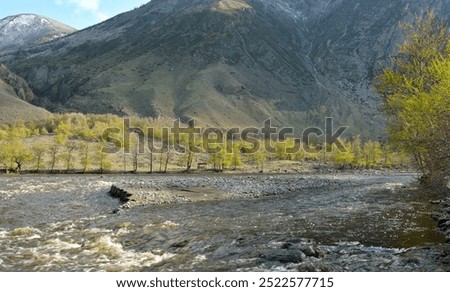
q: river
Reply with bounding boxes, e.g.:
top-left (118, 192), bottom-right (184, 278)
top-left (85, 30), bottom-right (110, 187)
top-left (0, 173), bottom-right (448, 272)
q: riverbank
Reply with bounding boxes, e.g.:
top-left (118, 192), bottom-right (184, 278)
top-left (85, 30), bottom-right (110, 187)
top-left (107, 172), bottom-right (416, 209)
top-left (105, 173), bottom-right (450, 271)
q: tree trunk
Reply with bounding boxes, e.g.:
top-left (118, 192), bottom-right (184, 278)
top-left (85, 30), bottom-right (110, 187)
top-left (164, 147), bottom-right (171, 173)
top-left (149, 151), bottom-right (153, 173)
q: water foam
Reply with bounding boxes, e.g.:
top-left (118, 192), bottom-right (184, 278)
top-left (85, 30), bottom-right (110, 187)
top-left (8, 227), bottom-right (42, 237)
top-left (88, 236), bottom-right (125, 259)
top-left (0, 190), bottom-right (12, 199)
top-left (161, 220), bottom-right (180, 227)
top-left (84, 235), bottom-right (174, 272)
top-left (1, 223), bottom-right (174, 272)
top-left (45, 238), bottom-right (81, 250)
top-left (193, 254), bottom-right (207, 264)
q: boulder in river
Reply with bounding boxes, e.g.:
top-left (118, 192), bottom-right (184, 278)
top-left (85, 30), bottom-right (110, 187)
top-left (109, 185), bottom-right (134, 203)
top-left (261, 249), bottom-right (307, 263)
top-left (261, 240), bottom-right (324, 263)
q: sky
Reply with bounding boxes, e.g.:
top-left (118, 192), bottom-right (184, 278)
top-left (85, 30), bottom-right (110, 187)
top-left (0, 0), bottom-right (151, 30)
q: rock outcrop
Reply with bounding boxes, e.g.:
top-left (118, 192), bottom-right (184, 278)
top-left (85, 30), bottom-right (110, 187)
top-left (0, 63), bottom-right (36, 102)
top-left (0, 63), bottom-right (50, 124)
top-left (109, 185), bottom-right (134, 203)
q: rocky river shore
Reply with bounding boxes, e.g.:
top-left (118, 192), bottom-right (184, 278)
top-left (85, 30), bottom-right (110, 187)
top-left (108, 173), bottom-right (411, 209)
top-left (1, 172), bottom-right (448, 271)
top-left (104, 173), bottom-right (450, 272)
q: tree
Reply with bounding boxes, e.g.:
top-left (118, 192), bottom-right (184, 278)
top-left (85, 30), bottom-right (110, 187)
top-left (48, 134), bottom-right (66, 172)
top-left (148, 145), bottom-right (154, 173)
top-left (363, 141), bottom-right (382, 168)
top-left (32, 143), bottom-right (47, 172)
top-left (123, 153), bottom-right (128, 173)
top-left (160, 134), bottom-right (174, 173)
top-left (350, 136), bottom-right (364, 167)
top-left (80, 142), bottom-right (92, 173)
top-left (54, 121), bottom-right (72, 142)
top-left (158, 151), bottom-right (164, 172)
top-left (332, 140), bottom-right (354, 167)
top-left (48, 143), bottom-right (60, 173)
top-left (40, 127), bottom-right (49, 136)
top-left (208, 146), bottom-right (232, 172)
top-left (61, 141), bottom-right (77, 173)
top-left (230, 141), bottom-right (243, 170)
top-left (131, 140), bottom-right (139, 173)
top-left (176, 127), bottom-right (202, 172)
top-left (208, 145), bottom-right (223, 172)
top-left (9, 123), bottom-right (31, 139)
top-left (5, 140), bottom-right (32, 172)
top-left (164, 143), bottom-right (172, 173)
top-left (95, 142), bottom-right (112, 173)
top-left (375, 11), bottom-right (450, 191)
top-left (253, 146), bottom-right (267, 173)
top-left (183, 136), bottom-right (196, 172)
top-left (0, 142), bottom-right (11, 171)
top-left (381, 143), bottom-right (394, 168)
top-left (0, 129), bottom-right (9, 140)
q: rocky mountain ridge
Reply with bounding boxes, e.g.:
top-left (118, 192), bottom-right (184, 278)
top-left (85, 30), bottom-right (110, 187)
top-left (0, 64), bottom-right (49, 123)
top-left (2, 0), bottom-right (450, 136)
top-left (0, 14), bottom-right (76, 54)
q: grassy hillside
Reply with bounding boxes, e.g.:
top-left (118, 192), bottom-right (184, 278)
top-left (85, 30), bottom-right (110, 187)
top-left (0, 78), bottom-right (50, 124)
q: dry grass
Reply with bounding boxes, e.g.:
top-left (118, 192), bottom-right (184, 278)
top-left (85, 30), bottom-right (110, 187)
top-left (214, 0), bottom-right (252, 14)
top-left (0, 80), bottom-right (50, 125)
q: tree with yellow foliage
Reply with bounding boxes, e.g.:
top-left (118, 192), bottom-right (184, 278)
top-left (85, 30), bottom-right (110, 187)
top-left (375, 11), bottom-right (450, 191)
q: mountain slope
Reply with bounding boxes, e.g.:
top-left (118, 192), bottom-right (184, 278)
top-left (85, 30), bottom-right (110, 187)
top-left (0, 14), bottom-right (76, 53)
top-left (2, 0), bottom-right (449, 136)
top-left (0, 64), bottom-right (50, 124)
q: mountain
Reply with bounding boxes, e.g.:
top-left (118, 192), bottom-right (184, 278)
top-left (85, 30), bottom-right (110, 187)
top-left (0, 14), bottom-right (76, 53)
top-left (2, 0), bottom-right (449, 137)
top-left (0, 64), bottom-right (50, 124)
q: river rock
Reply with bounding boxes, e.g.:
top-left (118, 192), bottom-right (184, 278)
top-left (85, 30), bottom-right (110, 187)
top-left (109, 185), bottom-right (134, 203)
top-left (298, 245), bottom-right (323, 258)
top-left (261, 249), bottom-right (307, 263)
top-left (438, 219), bottom-right (450, 229)
top-left (170, 240), bottom-right (189, 248)
top-left (284, 240), bottom-right (324, 258)
top-left (262, 240), bottom-right (324, 263)
top-left (297, 262), bottom-right (331, 272)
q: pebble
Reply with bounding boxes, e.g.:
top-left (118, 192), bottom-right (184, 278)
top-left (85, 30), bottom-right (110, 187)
top-left (108, 174), bottom-right (372, 208)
